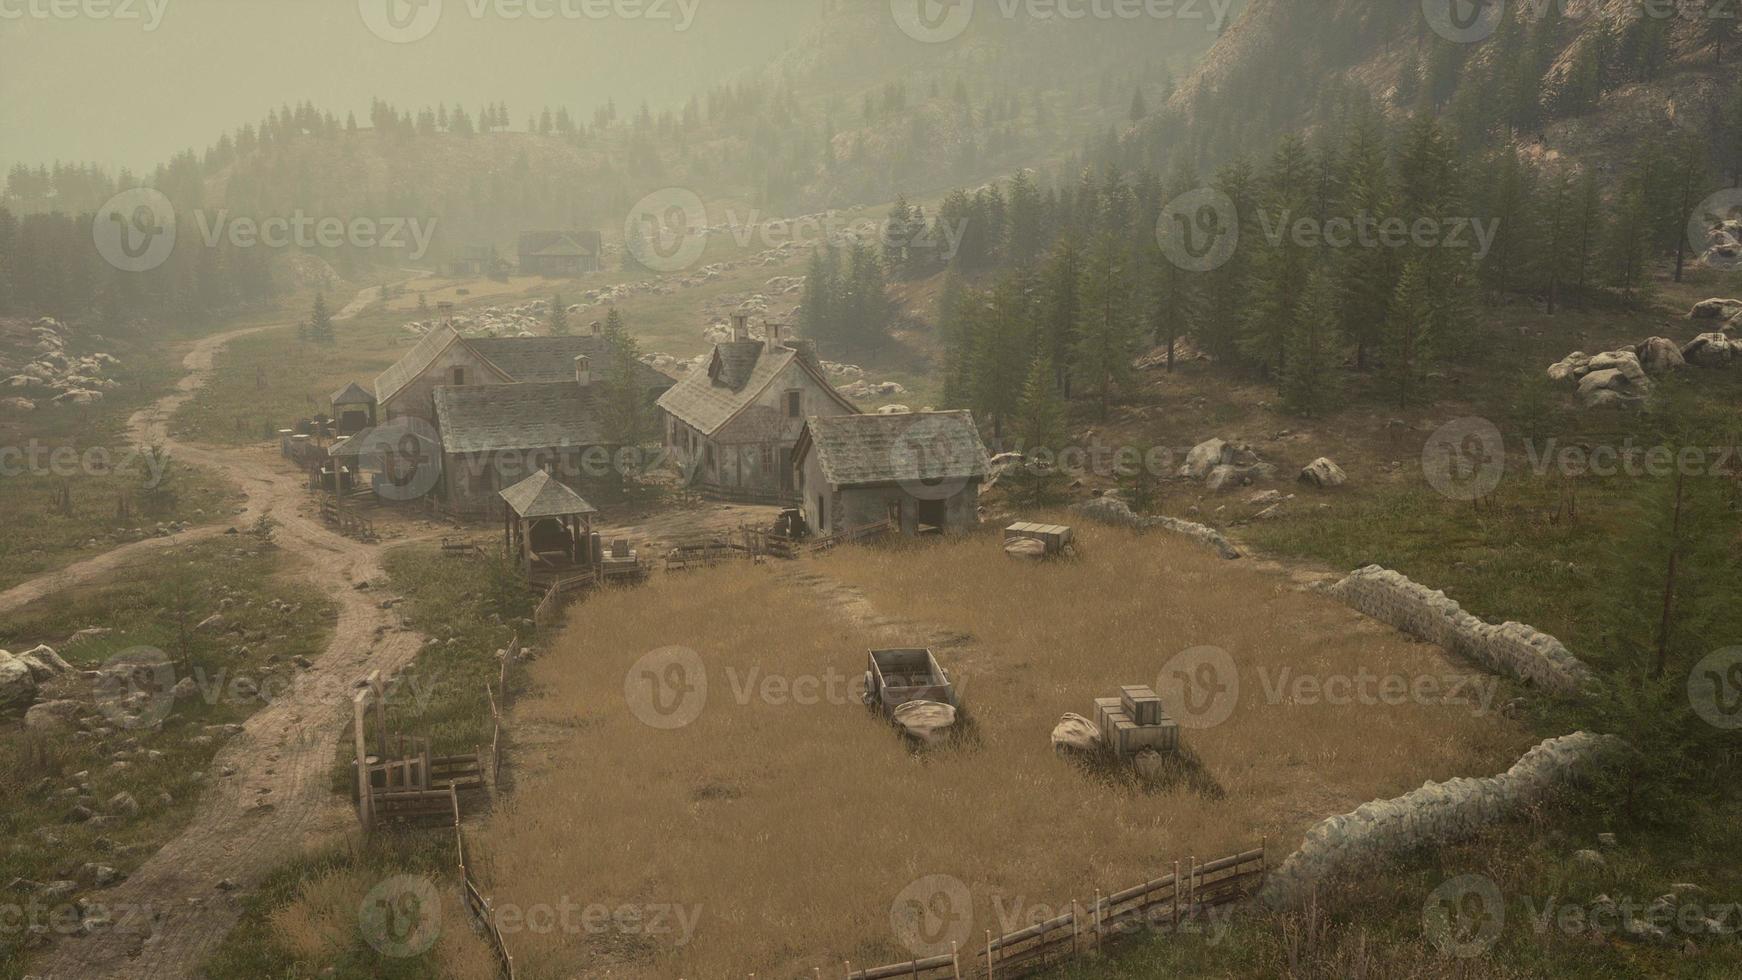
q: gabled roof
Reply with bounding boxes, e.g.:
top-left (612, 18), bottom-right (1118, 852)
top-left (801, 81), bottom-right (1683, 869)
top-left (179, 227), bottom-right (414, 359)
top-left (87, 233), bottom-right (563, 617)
top-left (499, 470), bottom-right (597, 519)
top-left (657, 340), bottom-right (858, 437)
top-left (375, 325), bottom-right (471, 406)
top-left (519, 230), bottom-right (600, 259)
top-left (467, 335), bottom-right (674, 390)
top-left (795, 411), bottom-right (991, 488)
top-left (330, 382), bottom-right (376, 406)
top-left (432, 383), bottom-right (607, 454)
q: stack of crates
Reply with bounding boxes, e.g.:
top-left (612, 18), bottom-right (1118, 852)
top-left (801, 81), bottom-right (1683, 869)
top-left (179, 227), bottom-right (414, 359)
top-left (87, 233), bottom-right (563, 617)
top-left (1092, 685), bottom-right (1179, 757)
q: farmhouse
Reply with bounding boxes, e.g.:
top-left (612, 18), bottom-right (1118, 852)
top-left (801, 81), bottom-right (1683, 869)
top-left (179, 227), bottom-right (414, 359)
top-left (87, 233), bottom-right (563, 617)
top-left (792, 410), bottom-right (991, 536)
top-left (518, 230), bottom-right (603, 277)
top-left (341, 325), bottom-right (674, 514)
top-left (657, 316), bottom-right (858, 503)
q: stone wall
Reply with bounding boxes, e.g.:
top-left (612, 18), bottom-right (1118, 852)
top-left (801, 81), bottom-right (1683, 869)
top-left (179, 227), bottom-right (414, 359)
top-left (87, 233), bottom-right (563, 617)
top-left (1327, 566), bottom-right (1596, 697)
top-left (1260, 731), bottom-right (1619, 908)
top-left (1070, 496), bottom-right (1241, 560)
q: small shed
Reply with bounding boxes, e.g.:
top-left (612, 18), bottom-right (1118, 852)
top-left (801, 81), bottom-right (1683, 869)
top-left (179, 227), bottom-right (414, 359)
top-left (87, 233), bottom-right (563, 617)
top-left (330, 382), bottom-right (378, 435)
top-left (793, 411), bottom-right (991, 537)
top-left (499, 471), bottom-right (599, 585)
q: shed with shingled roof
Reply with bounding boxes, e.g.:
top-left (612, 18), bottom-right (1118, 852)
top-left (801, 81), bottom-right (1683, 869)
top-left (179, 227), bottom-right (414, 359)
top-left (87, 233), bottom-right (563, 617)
top-left (792, 411), bottom-right (990, 537)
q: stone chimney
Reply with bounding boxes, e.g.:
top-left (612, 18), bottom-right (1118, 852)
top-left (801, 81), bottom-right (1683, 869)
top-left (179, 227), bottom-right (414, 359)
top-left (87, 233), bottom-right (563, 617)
top-left (732, 313), bottom-right (748, 341)
top-left (574, 355), bottom-right (591, 387)
top-left (590, 320), bottom-right (602, 337)
top-left (767, 321), bottom-right (782, 346)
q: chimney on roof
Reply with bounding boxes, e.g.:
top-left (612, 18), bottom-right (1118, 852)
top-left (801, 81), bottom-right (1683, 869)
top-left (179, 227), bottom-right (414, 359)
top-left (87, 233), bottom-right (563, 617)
top-left (732, 313), bottom-right (748, 341)
top-left (767, 321), bottom-right (782, 345)
top-left (590, 320), bottom-right (602, 337)
top-left (574, 355), bottom-right (591, 387)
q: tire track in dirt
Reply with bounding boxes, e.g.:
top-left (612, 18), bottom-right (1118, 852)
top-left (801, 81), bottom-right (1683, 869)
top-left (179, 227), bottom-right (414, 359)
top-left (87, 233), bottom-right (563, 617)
top-left (23, 282), bottom-right (436, 980)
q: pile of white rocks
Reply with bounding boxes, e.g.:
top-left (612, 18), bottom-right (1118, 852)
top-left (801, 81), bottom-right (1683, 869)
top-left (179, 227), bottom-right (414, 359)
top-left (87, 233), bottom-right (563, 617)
top-left (1179, 437), bottom-right (1276, 492)
top-left (1, 318), bottom-right (121, 411)
top-left (0, 645), bottom-right (76, 715)
top-left (1260, 732), bottom-right (1620, 908)
top-left (1548, 326), bottom-right (1737, 408)
top-left (1071, 495), bottom-right (1241, 560)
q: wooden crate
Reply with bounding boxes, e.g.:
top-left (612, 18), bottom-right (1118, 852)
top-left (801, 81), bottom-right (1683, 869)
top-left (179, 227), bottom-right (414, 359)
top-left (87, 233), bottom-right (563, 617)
top-left (1003, 522), bottom-right (1075, 555)
top-left (1120, 685), bottom-right (1164, 727)
top-left (1110, 718), bottom-right (1180, 757)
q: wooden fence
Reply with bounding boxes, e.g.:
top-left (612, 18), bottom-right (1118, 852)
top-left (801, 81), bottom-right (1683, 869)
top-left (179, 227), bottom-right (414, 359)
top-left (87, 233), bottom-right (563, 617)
top-left (804, 518), bottom-right (895, 555)
top-left (452, 785), bottom-right (517, 980)
top-left (846, 843), bottom-right (1267, 980)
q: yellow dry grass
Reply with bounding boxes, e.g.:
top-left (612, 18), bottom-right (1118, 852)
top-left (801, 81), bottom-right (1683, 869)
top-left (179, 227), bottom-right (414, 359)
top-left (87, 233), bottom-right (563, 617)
top-left (471, 523), bottom-right (1534, 979)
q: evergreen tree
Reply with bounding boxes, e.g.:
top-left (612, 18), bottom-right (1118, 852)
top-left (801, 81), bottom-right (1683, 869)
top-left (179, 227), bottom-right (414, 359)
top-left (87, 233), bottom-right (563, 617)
top-left (1072, 228), bottom-right (1138, 419)
top-left (549, 294), bottom-right (569, 335)
top-left (599, 308), bottom-right (649, 445)
top-left (308, 292), bottom-right (334, 345)
top-left (1281, 270), bottom-right (1342, 415)
top-left (1383, 260), bottom-right (1433, 408)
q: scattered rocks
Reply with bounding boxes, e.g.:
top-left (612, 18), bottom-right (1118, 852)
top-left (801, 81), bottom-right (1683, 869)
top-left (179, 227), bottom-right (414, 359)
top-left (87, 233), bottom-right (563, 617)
top-left (24, 700), bottom-right (83, 734)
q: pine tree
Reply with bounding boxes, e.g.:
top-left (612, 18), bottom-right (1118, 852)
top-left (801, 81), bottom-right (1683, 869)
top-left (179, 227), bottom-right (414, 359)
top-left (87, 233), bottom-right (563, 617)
top-left (599, 308), bottom-right (648, 445)
top-left (1383, 260), bottom-right (1433, 408)
top-left (1072, 229), bottom-right (1137, 419)
top-left (549, 294), bottom-right (569, 335)
top-left (1240, 135), bottom-right (1315, 377)
top-left (308, 292), bottom-right (334, 345)
top-left (1281, 270), bottom-right (1342, 415)
top-left (1008, 356), bottom-right (1069, 506)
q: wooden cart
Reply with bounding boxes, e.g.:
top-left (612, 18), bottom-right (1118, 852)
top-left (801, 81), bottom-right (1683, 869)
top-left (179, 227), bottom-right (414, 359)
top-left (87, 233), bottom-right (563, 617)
top-left (863, 648), bottom-right (956, 712)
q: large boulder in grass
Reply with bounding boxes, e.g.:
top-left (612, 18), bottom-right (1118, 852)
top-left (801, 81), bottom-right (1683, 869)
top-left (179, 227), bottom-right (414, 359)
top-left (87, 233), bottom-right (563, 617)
top-left (1634, 337), bottom-right (1686, 376)
top-left (1299, 458), bottom-right (1347, 489)
top-left (1682, 333), bottom-right (1736, 368)
top-left (0, 651), bottom-right (36, 712)
top-left (892, 700), bottom-right (957, 746)
top-left (16, 645), bottom-right (74, 681)
top-left (1051, 713), bottom-right (1102, 753)
top-left (1689, 298), bottom-right (1742, 319)
top-left (24, 700), bottom-right (83, 734)
top-left (1576, 367), bottom-right (1650, 408)
top-left (1179, 438), bottom-right (1228, 479)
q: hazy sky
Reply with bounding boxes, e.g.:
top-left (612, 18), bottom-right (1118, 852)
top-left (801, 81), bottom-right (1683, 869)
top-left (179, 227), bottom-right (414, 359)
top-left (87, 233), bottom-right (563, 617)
top-left (0, 0), bottom-right (823, 175)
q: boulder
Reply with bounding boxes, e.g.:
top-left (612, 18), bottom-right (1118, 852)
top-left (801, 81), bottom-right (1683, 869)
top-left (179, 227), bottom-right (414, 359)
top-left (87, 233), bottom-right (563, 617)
top-left (0, 651), bottom-right (36, 711)
top-left (1299, 458), bottom-right (1347, 489)
top-left (1688, 298), bottom-right (1742, 319)
top-left (106, 792), bottom-right (140, 819)
top-left (1072, 495), bottom-right (1144, 529)
top-left (16, 645), bottom-right (73, 681)
top-left (1576, 367), bottom-right (1649, 408)
top-left (1003, 537), bottom-right (1048, 560)
top-left (891, 700), bottom-right (957, 746)
top-left (874, 404), bottom-right (911, 415)
top-left (0, 396), bottom-right (34, 412)
top-left (1682, 332), bottom-right (1735, 368)
top-left (1205, 462), bottom-right (1274, 492)
top-left (1050, 713), bottom-right (1102, 753)
top-left (1634, 337), bottom-right (1685, 375)
top-left (23, 700), bottom-right (82, 734)
top-left (1546, 352), bottom-right (1590, 382)
top-left (1179, 438), bottom-right (1228, 479)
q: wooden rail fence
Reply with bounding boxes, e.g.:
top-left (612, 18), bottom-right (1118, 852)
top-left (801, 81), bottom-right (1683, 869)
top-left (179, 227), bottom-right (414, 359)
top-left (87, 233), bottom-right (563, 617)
top-left (453, 785), bottom-right (517, 980)
top-left (846, 843), bottom-right (1267, 980)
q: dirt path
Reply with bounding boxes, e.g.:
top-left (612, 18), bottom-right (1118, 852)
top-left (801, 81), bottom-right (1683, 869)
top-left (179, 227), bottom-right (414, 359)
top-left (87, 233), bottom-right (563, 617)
top-left (23, 284), bottom-right (436, 980)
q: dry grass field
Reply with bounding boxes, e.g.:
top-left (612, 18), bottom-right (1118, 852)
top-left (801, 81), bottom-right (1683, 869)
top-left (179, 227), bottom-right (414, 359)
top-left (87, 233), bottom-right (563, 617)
top-left (468, 522), bottom-right (1536, 979)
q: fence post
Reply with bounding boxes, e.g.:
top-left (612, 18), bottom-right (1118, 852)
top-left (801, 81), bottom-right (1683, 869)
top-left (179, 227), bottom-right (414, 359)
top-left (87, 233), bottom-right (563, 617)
top-left (1070, 899), bottom-right (1078, 953)
top-left (985, 929), bottom-right (993, 980)
top-left (950, 941), bottom-right (960, 980)
top-left (353, 690), bottom-right (373, 831)
top-left (1172, 860), bottom-right (1180, 924)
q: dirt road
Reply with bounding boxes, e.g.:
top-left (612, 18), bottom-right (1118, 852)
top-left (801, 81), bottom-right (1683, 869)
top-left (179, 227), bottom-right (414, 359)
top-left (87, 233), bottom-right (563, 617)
top-left (22, 285), bottom-right (435, 980)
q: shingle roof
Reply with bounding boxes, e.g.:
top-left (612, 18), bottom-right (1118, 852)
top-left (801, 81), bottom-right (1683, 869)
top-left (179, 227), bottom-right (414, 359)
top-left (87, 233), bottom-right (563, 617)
top-left (467, 336), bottom-right (673, 390)
top-left (798, 411), bottom-right (991, 487)
top-left (519, 231), bottom-right (599, 259)
top-left (330, 382), bottom-right (376, 405)
top-left (375, 325), bottom-right (463, 406)
top-left (431, 383), bottom-right (607, 454)
top-left (499, 470), bottom-right (597, 519)
top-left (656, 341), bottom-right (857, 437)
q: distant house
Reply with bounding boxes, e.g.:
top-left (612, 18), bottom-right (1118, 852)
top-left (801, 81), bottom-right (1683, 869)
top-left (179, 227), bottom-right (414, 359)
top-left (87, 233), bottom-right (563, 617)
top-left (366, 325), bottom-right (676, 516)
top-left (657, 316), bottom-right (859, 502)
top-left (329, 382), bottom-right (377, 435)
top-left (792, 411), bottom-right (991, 537)
top-left (518, 230), bottom-right (603, 277)
top-left (452, 244), bottom-right (499, 278)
